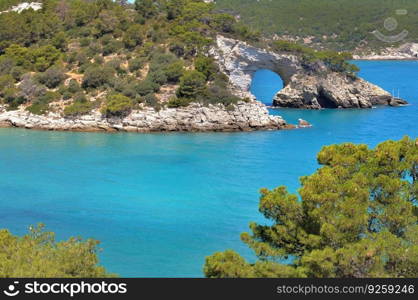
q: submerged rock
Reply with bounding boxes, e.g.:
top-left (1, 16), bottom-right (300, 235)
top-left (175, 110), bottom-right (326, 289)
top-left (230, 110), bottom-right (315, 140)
top-left (297, 119), bottom-right (312, 128)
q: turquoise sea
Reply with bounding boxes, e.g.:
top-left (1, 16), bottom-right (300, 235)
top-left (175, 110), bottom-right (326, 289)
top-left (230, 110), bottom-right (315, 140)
top-left (0, 61), bottom-right (417, 277)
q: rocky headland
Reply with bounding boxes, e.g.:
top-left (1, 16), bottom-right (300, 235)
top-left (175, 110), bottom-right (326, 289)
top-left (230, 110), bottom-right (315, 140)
top-left (213, 36), bottom-right (408, 109)
top-left (0, 2), bottom-right (409, 133)
top-left (0, 101), bottom-right (289, 132)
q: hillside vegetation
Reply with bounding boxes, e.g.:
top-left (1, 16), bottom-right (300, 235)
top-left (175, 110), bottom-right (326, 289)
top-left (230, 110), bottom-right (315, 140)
top-left (216, 0), bottom-right (418, 51)
top-left (0, 0), bottom-right (359, 117)
top-left (0, 0), bottom-right (260, 116)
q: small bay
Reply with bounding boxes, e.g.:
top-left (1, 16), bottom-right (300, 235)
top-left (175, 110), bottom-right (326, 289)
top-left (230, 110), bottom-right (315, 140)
top-left (0, 60), bottom-right (417, 277)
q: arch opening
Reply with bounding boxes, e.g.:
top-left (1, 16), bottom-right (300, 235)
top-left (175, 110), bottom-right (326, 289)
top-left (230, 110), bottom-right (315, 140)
top-left (250, 69), bottom-right (284, 105)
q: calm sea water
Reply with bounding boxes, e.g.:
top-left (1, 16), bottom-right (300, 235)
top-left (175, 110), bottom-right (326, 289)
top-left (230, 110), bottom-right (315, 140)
top-left (0, 61), bottom-right (417, 277)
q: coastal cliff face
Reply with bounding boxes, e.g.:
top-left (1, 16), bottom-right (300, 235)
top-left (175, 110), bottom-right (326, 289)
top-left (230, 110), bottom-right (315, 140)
top-left (213, 36), bottom-right (408, 109)
top-left (273, 73), bottom-right (406, 109)
top-left (0, 101), bottom-right (287, 132)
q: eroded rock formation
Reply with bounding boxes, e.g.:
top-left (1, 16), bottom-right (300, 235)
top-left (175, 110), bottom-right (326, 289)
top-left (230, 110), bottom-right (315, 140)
top-left (213, 36), bottom-right (408, 109)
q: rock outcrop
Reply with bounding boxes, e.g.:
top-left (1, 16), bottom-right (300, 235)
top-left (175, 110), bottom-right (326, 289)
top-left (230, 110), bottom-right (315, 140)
top-left (0, 2), bottom-right (42, 15)
top-left (211, 36), bottom-right (301, 99)
top-left (213, 36), bottom-right (408, 109)
top-left (353, 43), bottom-right (418, 60)
top-left (273, 72), bottom-right (407, 109)
top-left (0, 101), bottom-right (287, 132)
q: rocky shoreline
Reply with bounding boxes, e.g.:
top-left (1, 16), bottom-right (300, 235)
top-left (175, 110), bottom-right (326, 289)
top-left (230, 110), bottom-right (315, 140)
top-left (353, 43), bottom-right (418, 61)
top-left (0, 101), bottom-right (291, 133)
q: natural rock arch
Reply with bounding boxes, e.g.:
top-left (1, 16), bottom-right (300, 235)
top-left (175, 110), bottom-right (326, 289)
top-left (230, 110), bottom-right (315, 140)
top-left (212, 36), bottom-right (407, 109)
top-left (212, 36), bottom-right (300, 99)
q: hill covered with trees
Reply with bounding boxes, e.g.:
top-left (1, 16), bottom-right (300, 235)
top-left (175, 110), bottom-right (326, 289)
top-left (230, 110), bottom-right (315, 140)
top-left (0, 0), bottom-right (364, 123)
top-left (0, 0), bottom-right (263, 118)
top-left (215, 0), bottom-right (418, 51)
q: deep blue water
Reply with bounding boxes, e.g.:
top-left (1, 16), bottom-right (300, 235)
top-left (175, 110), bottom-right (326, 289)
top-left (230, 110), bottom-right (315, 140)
top-left (0, 61), bottom-right (417, 277)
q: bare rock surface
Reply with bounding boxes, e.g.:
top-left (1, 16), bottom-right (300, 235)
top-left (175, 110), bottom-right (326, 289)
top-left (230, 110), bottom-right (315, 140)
top-left (0, 102), bottom-right (287, 132)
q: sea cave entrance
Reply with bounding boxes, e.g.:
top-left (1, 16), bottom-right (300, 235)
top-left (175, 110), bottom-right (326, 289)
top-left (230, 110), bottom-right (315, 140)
top-left (250, 69), bottom-right (284, 105)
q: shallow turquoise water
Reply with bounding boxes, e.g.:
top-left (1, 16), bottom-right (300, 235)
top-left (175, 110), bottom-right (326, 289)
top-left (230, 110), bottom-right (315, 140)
top-left (0, 61), bottom-right (417, 277)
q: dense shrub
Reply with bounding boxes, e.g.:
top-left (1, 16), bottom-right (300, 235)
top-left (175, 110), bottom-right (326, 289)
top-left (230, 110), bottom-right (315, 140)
top-left (123, 24), bottom-right (144, 49)
top-left (164, 61), bottom-right (184, 83)
top-left (128, 57), bottom-right (145, 73)
top-left (195, 56), bottom-right (218, 81)
top-left (10, 66), bottom-right (25, 81)
top-left (272, 40), bottom-right (359, 74)
top-left (0, 56), bottom-right (15, 75)
top-left (27, 90), bottom-right (61, 115)
top-left (36, 67), bottom-right (67, 89)
top-left (102, 41), bottom-right (123, 56)
top-left (101, 94), bottom-right (134, 116)
top-left (148, 70), bottom-right (167, 86)
top-left (0, 74), bottom-right (14, 94)
top-left (136, 80), bottom-right (159, 96)
top-left (176, 70), bottom-right (206, 98)
top-left (0, 224), bottom-right (113, 277)
top-left (167, 97), bottom-right (191, 108)
top-left (68, 79), bottom-right (82, 94)
top-left (82, 66), bottom-right (115, 89)
top-left (143, 93), bottom-right (162, 111)
top-left (3, 44), bottom-right (61, 72)
top-left (64, 101), bottom-right (94, 116)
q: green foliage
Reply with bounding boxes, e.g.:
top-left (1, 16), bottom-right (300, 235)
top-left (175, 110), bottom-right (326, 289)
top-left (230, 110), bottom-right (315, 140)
top-left (215, 0), bottom-right (418, 50)
top-left (164, 61), bottom-right (184, 83)
top-left (123, 24), bottom-right (144, 49)
top-left (176, 70), bottom-right (206, 98)
top-left (205, 137), bottom-right (418, 278)
top-left (31, 45), bottom-right (62, 72)
top-left (36, 67), bottom-right (67, 89)
top-left (101, 93), bottom-right (134, 116)
top-left (136, 79), bottom-right (159, 96)
top-left (27, 91), bottom-right (61, 115)
top-left (0, 224), bottom-right (113, 277)
top-left (167, 96), bottom-right (191, 108)
top-left (128, 57), bottom-right (145, 73)
top-left (135, 0), bottom-right (158, 19)
top-left (195, 56), bottom-right (218, 81)
top-left (68, 79), bottom-right (82, 94)
top-left (64, 100), bottom-right (94, 116)
top-left (273, 40), bottom-right (358, 75)
top-left (82, 66), bottom-right (115, 89)
top-left (0, 74), bottom-right (15, 94)
top-left (2, 44), bottom-right (61, 72)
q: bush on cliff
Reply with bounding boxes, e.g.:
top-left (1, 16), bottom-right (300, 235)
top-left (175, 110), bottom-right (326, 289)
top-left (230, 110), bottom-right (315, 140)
top-left (204, 137), bottom-right (418, 278)
top-left (27, 91), bottom-right (61, 115)
top-left (272, 40), bottom-right (359, 75)
top-left (82, 66), bottom-right (115, 89)
top-left (101, 94), bottom-right (134, 116)
top-left (176, 70), bottom-right (207, 99)
top-left (63, 93), bottom-right (94, 117)
top-left (167, 97), bottom-right (191, 108)
top-left (36, 67), bottom-right (67, 89)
